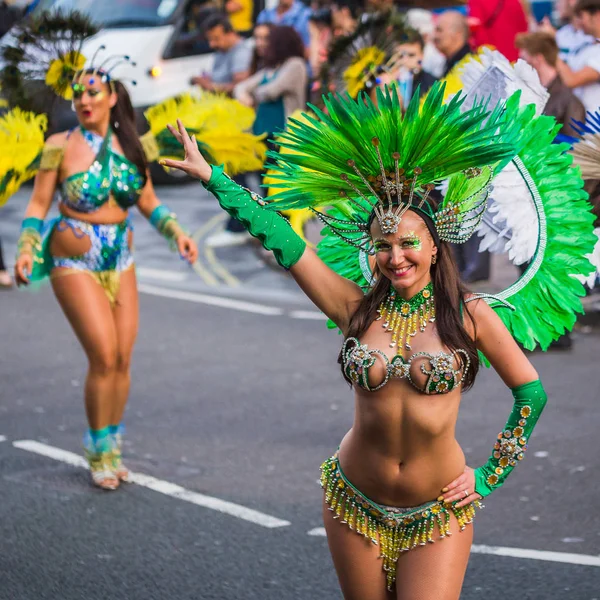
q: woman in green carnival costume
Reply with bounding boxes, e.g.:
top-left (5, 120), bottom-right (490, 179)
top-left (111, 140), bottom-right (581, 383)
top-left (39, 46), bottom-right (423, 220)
top-left (12, 65), bottom-right (198, 490)
top-left (161, 79), bottom-right (594, 599)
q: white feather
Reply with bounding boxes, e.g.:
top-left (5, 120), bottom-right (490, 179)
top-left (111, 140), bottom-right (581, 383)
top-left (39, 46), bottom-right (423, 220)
top-left (442, 49), bottom-right (549, 265)
top-left (457, 48), bottom-right (549, 115)
top-left (477, 161), bottom-right (539, 265)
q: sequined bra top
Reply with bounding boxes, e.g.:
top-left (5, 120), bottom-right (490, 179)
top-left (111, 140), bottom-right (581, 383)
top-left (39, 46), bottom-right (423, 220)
top-left (59, 127), bottom-right (144, 213)
top-left (341, 337), bottom-right (470, 394)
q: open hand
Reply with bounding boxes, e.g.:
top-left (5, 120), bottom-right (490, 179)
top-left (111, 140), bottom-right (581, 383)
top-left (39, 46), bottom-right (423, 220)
top-left (160, 119), bottom-right (213, 182)
top-left (176, 234), bottom-right (198, 264)
top-left (14, 253), bottom-right (32, 286)
top-left (439, 466), bottom-right (482, 508)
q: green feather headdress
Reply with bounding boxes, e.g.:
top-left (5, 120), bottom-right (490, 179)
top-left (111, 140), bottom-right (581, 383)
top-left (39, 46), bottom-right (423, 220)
top-left (266, 83), bottom-right (518, 252)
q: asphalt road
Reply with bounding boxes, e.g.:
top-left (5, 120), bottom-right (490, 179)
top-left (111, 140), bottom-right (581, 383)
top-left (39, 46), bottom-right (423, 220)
top-left (1, 184), bottom-right (599, 600)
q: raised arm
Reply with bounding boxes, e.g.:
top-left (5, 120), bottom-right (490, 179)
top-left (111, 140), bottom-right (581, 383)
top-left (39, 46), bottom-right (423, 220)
top-left (14, 133), bottom-right (64, 285)
top-left (160, 120), bottom-right (364, 330)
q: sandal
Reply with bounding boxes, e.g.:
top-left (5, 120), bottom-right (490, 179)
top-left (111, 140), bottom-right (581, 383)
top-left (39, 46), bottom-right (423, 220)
top-left (85, 448), bottom-right (119, 491)
top-left (111, 431), bottom-right (130, 482)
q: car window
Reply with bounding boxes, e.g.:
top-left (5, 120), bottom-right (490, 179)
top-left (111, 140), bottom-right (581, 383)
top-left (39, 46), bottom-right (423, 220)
top-left (32, 0), bottom-right (181, 28)
top-left (164, 0), bottom-right (216, 59)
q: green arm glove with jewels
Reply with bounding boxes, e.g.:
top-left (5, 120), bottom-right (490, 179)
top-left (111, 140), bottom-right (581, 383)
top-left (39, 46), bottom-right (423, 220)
top-left (474, 380), bottom-right (548, 498)
top-left (202, 165), bottom-right (306, 269)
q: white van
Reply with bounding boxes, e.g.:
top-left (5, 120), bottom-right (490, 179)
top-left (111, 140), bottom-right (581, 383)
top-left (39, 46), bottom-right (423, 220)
top-left (11, 0), bottom-right (254, 181)
top-left (28, 0), bottom-right (217, 108)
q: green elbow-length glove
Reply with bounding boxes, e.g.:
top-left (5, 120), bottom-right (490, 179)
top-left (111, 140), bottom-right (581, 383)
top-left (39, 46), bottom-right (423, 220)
top-left (474, 380), bottom-right (548, 498)
top-left (203, 165), bottom-right (306, 269)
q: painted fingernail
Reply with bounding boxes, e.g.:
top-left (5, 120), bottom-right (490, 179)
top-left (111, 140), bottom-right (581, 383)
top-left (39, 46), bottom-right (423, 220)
top-left (442, 487), bottom-right (449, 492)
top-left (437, 495), bottom-right (444, 502)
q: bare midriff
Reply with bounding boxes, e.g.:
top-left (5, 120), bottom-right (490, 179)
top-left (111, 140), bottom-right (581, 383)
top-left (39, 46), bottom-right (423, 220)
top-left (338, 379), bottom-right (466, 508)
top-left (59, 199), bottom-right (128, 225)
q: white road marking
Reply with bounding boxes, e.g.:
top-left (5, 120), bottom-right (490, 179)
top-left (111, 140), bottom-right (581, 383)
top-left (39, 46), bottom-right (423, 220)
top-left (0, 435), bottom-right (7, 443)
top-left (13, 440), bottom-right (290, 529)
top-left (138, 283), bottom-right (325, 320)
top-left (136, 267), bottom-right (188, 283)
top-left (307, 528), bottom-right (600, 567)
top-left (470, 544), bottom-right (600, 567)
top-left (138, 284), bottom-right (284, 316)
top-left (289, 310), bottom-right (328, 320)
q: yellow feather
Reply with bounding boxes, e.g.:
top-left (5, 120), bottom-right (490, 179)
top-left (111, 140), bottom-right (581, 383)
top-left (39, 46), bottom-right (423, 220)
top-left (343, 47), bottom-right (386, 98)
top-left (265, 110), bottom-right (316, 243)
top-left (0, 108), bottom-right (47, 206)
top-left (144, 92), bottom-right (266, 176)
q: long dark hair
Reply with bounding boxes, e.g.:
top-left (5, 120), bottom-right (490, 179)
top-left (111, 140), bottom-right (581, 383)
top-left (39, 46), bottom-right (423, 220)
top-left (110, 80), bottom-right (148, 186)
top-left (250, 22), bottom-right (274, 75)
top-left (263, 25), bottom-right (305, 68)
top-left (340, 214), bottom-right (480, 390)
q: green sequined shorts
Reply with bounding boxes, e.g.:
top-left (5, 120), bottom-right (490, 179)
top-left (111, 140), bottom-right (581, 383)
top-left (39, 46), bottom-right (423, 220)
top-left (320, 454), bottom-right (480, 590)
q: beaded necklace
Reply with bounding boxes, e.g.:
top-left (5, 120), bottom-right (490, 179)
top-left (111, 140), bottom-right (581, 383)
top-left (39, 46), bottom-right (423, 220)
top-left (377, 283), bottom-right (435, 350)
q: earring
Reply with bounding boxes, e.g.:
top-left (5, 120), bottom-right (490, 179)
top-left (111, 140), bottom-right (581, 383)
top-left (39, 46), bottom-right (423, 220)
top-left (432, 255), bottom-right (437, 264)
top-left (114, 120), bottom-right (120, 129)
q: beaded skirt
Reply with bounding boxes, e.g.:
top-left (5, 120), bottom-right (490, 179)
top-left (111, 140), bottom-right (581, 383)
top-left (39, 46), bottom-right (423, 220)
top-left (320, 454), bottom-right (480, 590)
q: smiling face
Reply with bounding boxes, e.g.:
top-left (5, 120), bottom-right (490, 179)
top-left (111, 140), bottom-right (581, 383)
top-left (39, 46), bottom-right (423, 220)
top-left (72, 73), bottom-right (117, 130)
top-left (370, 210), bottom-right (437, 298)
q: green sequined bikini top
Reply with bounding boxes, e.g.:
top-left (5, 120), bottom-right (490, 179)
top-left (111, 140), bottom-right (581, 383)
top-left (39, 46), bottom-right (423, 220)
top-left (60, 127), bottom-right (144, 213)
top-left (342, 338), bottom-right (470, 394)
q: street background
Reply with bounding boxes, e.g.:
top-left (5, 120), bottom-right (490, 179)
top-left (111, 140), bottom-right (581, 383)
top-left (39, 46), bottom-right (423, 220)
top-left (1, 183), bottom-right (599, 600)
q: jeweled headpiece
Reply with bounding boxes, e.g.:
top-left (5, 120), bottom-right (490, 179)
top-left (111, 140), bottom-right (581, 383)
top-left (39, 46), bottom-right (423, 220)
top-left (72, 45), bottom-right (138, 95)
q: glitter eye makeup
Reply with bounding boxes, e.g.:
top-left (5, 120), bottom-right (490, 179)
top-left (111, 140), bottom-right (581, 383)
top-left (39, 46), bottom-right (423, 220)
top-left (398, 230), bottom-right (422, 251)
top-left (71, 83), bottom-right (86, 99)
top-left (373, 231), bottom-right (423, 252)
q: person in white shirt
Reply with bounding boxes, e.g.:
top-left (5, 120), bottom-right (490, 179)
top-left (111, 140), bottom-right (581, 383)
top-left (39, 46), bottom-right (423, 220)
top-left (553, 0), bottom-right (600, 113)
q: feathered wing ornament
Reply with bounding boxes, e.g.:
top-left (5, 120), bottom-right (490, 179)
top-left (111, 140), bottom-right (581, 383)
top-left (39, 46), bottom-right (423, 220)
top-left (0, 108), bottom-right (47, 207)
top-left (144, 92), bottom-right (266, 176)
top-left (320, 12), bottom-right (410, 99)
top-left (474, 97), bottom-right (595, 349)
top-left (0, 10), bottom-right (98, 112)
top-left (448, 50), bottom-right (595, 350)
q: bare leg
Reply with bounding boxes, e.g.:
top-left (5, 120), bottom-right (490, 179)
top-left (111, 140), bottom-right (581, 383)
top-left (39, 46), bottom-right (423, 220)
top-left (394, 512), bottom-right (473, 600)
top-left (52, 271), bottom-right (118, 430)
top-left (51, 270), bottom-right (119, 490)
top-left (109, 267), bottom-right (139, 481)
top-left (110, 266), bottom-right (139, 427)
top-left (323, 497), bottom-right (395, 600)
